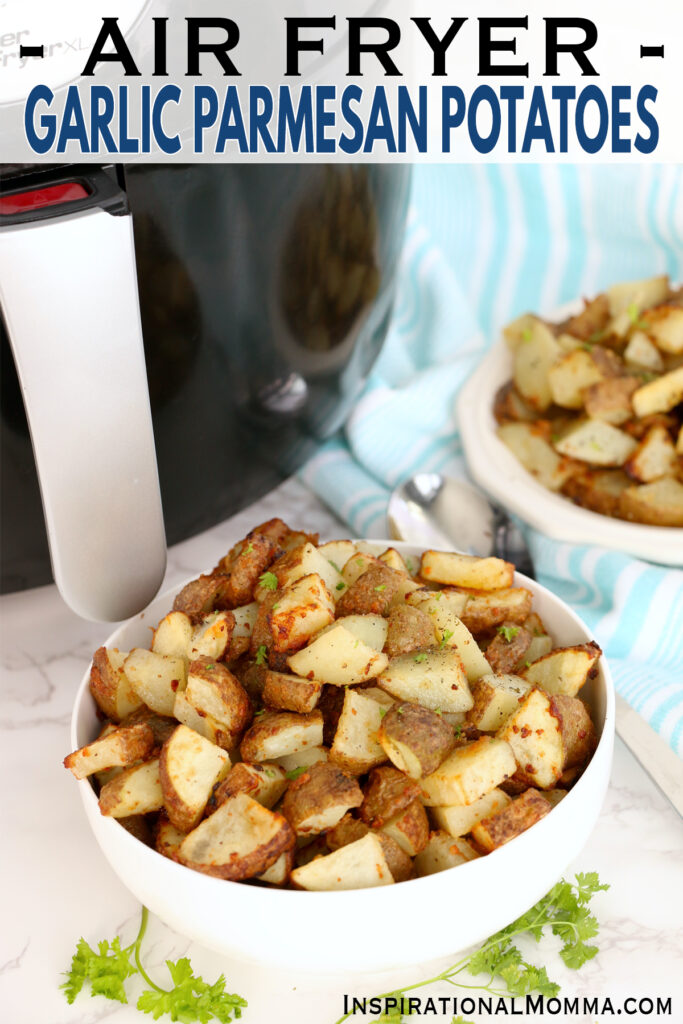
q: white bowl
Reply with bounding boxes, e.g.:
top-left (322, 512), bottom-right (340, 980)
top-left (71, 541), bottom-right (614, 973)
top-left (457, 327), bottom-right (683, 566)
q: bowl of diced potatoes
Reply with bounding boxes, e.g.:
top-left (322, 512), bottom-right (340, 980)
top-left (68, 520), bottom-right (614, 972)
top-left (459, 275), bottom-right (683, 564)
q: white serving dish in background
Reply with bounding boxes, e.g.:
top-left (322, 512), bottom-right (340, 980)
top-left (71, 541), bottom-right (614, 973)
top-left (457, 321), bottom-right (683, 567)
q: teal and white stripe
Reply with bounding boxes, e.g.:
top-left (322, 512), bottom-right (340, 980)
top-left (300, 165), bottom-right (683, 756)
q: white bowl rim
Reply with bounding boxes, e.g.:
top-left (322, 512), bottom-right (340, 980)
top-left (456, 302), bottom-right (683, 566)
top-left (71, 539), bottom-right (615, 904)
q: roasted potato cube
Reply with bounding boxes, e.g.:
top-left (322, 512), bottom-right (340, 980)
top-left (467, 674), bottom-right (532, 732)
top-left (414, 831), bottom-right (479, 876)
top-left (329, 688), bottom-right (387, 774)
top-left (341, 551), bottom-right (383, 587)
top-left (582, 376), bottom-right (639, 425)
top-left (332, 613), bottom-right (389, 651)
top-left (173, 574), bottom-right (231, 623)
top-left (228, 603), bottom-right (258, 661)
top-left (639, 303), bottom-right (683, 354)
top-left (275, 745), bottom-right (329, 773)
top-left (226, 531), bottom-right (280, 606)
top-left (263, 541), bottom-right (344, 602)
top-left (89, 647), bottom-right (143, 722)
top-left (554, 419), bottom-right (637, 467)
top-left (620, 476), bottom-right (683, 526)
top-left (256, 848), bottom-right (295, 885)
top-left (240, 710), bottom-right (324, 762)
top-left (380, 799), bottom-right (429, 856)
top-left (152, 611), bottom-right (193, 658)
top-left (64, 722), bottom-right (154, 780)
top-left (420, 551), bottom-right (515, 591)
top-left (177, 792), bottom-right (295, 881)
top-left (173, 691), bottom-right (235, 751)
top-left (471, 789), bottom-right (551, 852)
top-left (548, 349), bottom-right (606, 409)
top-left (624, 331), bottom-right (664, 372)
top-left (326, 812), bottom-right (370, 850)
top-left (606, 274), bottom-right (670, 335)
top-left (420, 736), bottom-right (516, 807)
top-left (512, 319), bottom-right (561, 410)
top-left (459, 588), bottom-right (533, 636)
top-left (497, 422), bottom-right (579, 492)
top-left (124, 649), bottom-right (187, 717)
top-left (378, 547), bottom-right (411, 575)
top-left (98, 759), bottom-right (163, 818)
top-left (287, 624), bottom-right (388, 686)
top-left (624, 425), bottom-right (677, 483)
top-left (269, 573), bottom-right (335, 653)
top-left (290, 833), bottom-right (394, 891)
top-left (378, 702), bottom-right (455, 779)
top-left (317, 540), bottom-right (358, 575)
top-left (188, 611), bottom-right (235, 661)
top-left (497, 688), bottom-right (595, 789)
top-left (359, 765), bottom-right (422, 827)
top-left (155, 813), bottom-right (188, 860)
top-left (262, 670), bottom-right (322, 713)
top-left (406, 586), bottom-right (469, 621)
top-left (484, 625), bottom-right (532, 675)
top-left (493, 381), bottom-right (537, 424)
top-left (325, 814), bottom-right (413, 883)
top-left (336, 565), bottom-right (405, 617)
top-left (282, 762), bottom-right (363, 835)
top-left (159, 724), bottom-right (231, 832)
top-left (561, 468), bottom-right (633, 518)
top-left (214, 518), bottom-right (290, 575)
top-left (377, 650), bottom-right (474, 713)
top-left (521, 642), bottom-right (601, 697)
top-left (632, 366), bottom-right (683, 417)
top-left (429, 787), bottom-right (511, 837)
top-left (213, 761), bottom-right (287, 809)
top-left (185, 657), bottom-right (251, 735)
top-left (562, 292), bottom-right (610, 341)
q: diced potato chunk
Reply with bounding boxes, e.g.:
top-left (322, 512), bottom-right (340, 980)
top-left (460, 588), bottom-right (532, 635)
top-left (632, 366), bottom-right (683, 417)
top-left (291, 833), bottom-right (394, 891)
top-left (152, 612), bottom-right (193, 658)
top-left (497, 422), bottom-right (579, 492)
top-left (639, 304), bottom-right (683, 354)
top-left (98, 759), bottom-right (163, 818)
top-left (378, 701), bottom-right (455, 779)
top-left (554, 420), bottom-right (637, 467)
top-left (269, 573), bottom-right (335, 653)
top-left (268, 542), bottom-right (345, 600)
top-left (521, 642), bottom-right (600, 697)
top-left (620, 477), bottom-right (683, 526)
top-left (185, 658), bottom-right (251, 734)
top-left (606, 274), bottom-right (670, 335)
top-left (89, 647), bottom-right (143, 722)
top-left (282, 761), bottom-right (363, 835)
top-left (548, 349), bottom-right (605, 409)
top-left (414, 831), bottom-right (479, 876)
top-left (331, 614), bottom-right (388, 651)
top-left (430, 788), bottom-right (511, 837)
top-left (624, 332), bottom-right (664, 372)
top-left (420, 737), bottom-right (516, 807)
top-left (471, 789), bottom-right (551, 852)
top-left (467, 674), bottom-right (531, 732)
top-left (214, 761), bottom-right (288, 809)
top-left (64, 722), bottom-right (154, 780)
top-left (380, 799), bottom-right (429, 856)
top-left (159, 724), bottom-right (230, 832)
top-left (173, 691), bottom-right (233, 750)
top-left (624, 425), bottom-right (676, 483)
top-left (377, 650), bottom-right (473, 713)
top-left (287, 624), bottom-right (388, 686)
top-left (240, 711), bottom-right (324, 762)
top-left (124, 649), bottom-right (187, 717)
top-left (512, 320), bottom-right (561, 410)
top-left (262, 670), bottom-right (322, 713)
top-left (420, 551), bottom-right (515, 591)
top-left (330, 688), bottom-right (387, 774)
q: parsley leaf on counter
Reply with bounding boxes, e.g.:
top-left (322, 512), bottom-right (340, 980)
top-left (62, 907), bottom-right (246, 1022)
top-left (333, 873), bottom-right (609, 1024)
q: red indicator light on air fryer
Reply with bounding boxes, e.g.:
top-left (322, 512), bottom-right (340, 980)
top-left (0, 182), bottom-right (90, 215)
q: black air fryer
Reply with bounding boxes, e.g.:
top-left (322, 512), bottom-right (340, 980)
top-left (0, 163), bottom-right (410, 618)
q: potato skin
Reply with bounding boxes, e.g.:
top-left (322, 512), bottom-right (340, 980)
top-left (382, 799), bottom-right (430, 856)
top-left (239, 710), bottom-right (323, 762)
top-left (359, 766), bottom-right (422, 828)
top-left (263, 671), bottom-right (322, 713)
top-left (485, 624), bottom-right (532, 674)
top-left (212, 761), bottom-right (286, 810)
top-left (472, 789), bottom-right (551, 852)
top-left (173, 574), bottom-right (232, 623)
top-left (120, 707), bottom-right (178, 749)
top-left (336, 565), bottom-right (404, 617)
top-left (64, 722), bottom-right (154, 780)
top-left (325, 814), bottom-right (413, 882)
top-left (378, 702), bottom-right (455, 778)
top-left (551, 695), bottom-right (596, 770)
top-left (89, 647), bottom-right (142, 723)
top-left (460, 589), bottom-right (533, 636)
top-left (282, 762), bottom-right (363, 834)
top-left (225, 532), bottom-right (280, 606)
top-left (384, 605), bottom-right (437, 659)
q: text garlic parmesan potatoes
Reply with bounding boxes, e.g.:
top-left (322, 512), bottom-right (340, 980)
top-left (65, 520), bottom-right (600, 891)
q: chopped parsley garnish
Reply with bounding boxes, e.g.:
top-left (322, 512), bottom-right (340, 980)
top-left (255, 645), bottom-right (268, 666)
top-left (439, 629), bottom-right (454, 649)
top-left (433, 592), bottom-right (442, 601)
top-left (498, 625), bottom-right (520, 642)
top-left (285, 765), bottom-right (308, 781)
top-left (453, 723), bottom-right (464, 739)
top-left (254, 708), bottom-right (266, 718)
top-left (272, 603), bottom-right (280, 611)
top-left (521, 327), bottom-right (532, 342)
top-left (259, 571), bottom-right (278, 591)
top-left (374, 584), bottom-right (387, 592)
top-left (336, 582), bottom-right (346, 591)
top-left (524, 659), bottom-right (532, 668)
top-left (378, 707), bottom-right (387, 718)
top-left (245, 542), bottom-right (254, 554)
top-left (328, 560), bottom-right (341, 572)
top-left (414, 653), bottom-right (428, 663)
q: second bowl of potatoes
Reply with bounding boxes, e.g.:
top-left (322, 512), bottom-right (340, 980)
top-left (68, 524), bottom-right (614, 972)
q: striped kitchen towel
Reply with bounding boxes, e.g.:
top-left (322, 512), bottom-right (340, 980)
top-left (301, 164), bottom-right (683, 757)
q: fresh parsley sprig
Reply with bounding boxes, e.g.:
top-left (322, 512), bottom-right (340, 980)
top-left (334, 873), bottom-right (608, 1024)
top-left (62, 907), bottom-right (247, 1023)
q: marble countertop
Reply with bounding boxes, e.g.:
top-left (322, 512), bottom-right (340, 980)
top-left (2, 477), bottom-right (682, 1024)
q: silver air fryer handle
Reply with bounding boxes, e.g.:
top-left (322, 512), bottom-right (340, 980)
top-left (0, 205), bottom-right (167, 621)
